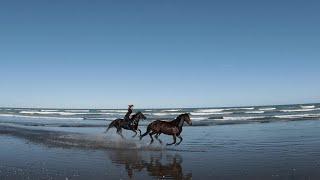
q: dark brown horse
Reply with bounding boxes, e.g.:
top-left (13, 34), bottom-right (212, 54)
top-left (105, 112), bottom-right (146, 138)
top-left (140, 113), bottom-right (192, 145)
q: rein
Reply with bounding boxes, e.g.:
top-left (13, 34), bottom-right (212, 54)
top-left (131, 113), bottom-right (141, 125)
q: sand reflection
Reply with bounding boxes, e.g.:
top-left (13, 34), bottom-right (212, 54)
top-left (107, 150), bottom-right (192, 179)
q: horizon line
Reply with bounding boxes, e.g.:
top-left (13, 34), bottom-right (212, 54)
top-left (1, 102), bottom-right (319, 110)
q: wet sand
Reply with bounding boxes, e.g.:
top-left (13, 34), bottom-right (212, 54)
top-left (1, 120), bottom-right (320, 179)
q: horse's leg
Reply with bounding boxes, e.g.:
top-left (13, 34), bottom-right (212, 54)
top-left (104, 127), bottom-right (109, 133)
top-left (155, 133), bottom-right (162, 144)
top-left (175, 135), bottom-right (183, 145)
top-left (131, 130), bottom-right (138, 138)
top-left (140, 124), bottom-right (152, 140)
top-left (138, 129), bottom-right (142, 136)
top-left (149, 132), bottom-right (156, 145)
top-left (105, 120), bottom-right (116, 133)
top-left (117, 128), bottom-right (124, 139)
top-left (167, 134), bottom-right (176, 146)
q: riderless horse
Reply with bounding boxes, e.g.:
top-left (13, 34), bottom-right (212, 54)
top-left (140, 113), bottom-right (192, 145)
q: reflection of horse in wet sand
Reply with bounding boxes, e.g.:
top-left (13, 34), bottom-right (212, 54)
top-left (107, 150), bottom-right (192, 179)
top-left (140, 113), bottom-right (192, 145)
top-left (105, 112), bottom-right (146, 138)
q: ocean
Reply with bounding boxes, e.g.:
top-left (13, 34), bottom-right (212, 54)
top-left (1, 103), bottom-right (320, 128)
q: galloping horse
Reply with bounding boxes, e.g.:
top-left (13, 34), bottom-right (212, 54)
top-left (140, 113), bottom-right (192, 145)
top-left (105, 112), bottom-right (146, 138)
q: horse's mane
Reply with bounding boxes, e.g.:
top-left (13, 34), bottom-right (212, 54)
top-left (131, 111), bottom-right (142, 119)
top-left (171, 113), bottom-right (189, 126)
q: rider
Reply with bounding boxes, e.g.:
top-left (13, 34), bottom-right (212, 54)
top-left (124, 104), bottom-right (134, 126)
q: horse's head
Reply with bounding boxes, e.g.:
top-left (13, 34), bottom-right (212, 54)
top-left (134, 112), bottom-right (147, 120)
top-left (178, 113), bottom-right (192, 125)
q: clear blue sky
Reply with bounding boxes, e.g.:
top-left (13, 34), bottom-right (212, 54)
top-left (0, 0), bottom-right (319, 108)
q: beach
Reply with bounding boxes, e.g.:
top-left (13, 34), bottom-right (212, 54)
top-left (2, 0), bottom-right (319, 179)
top-left (1, 118), bottom-right (320, 179)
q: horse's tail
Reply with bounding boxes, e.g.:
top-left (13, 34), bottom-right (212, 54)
top-left (105, 120), bottom-right (117, 133)
top-left (140, 123), bottom-right (153, 140)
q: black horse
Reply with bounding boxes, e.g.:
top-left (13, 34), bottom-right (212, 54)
top-left (105, 112), bottom-right (146, 138)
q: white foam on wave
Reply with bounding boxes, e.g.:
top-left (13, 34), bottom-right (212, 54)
top-left (65, 110), bottom-right (90, 113)
top-left (161, 109), bottom-right (181, 112)
top-left (99, 110), bottom-right (127, 113)
top-left (20, 111), bottom-right (77, 116)
top-left (0, 113), bottom-right (83, 120)
top-left (300, 105), bottom-right (315, 109)
top-left (280, 108), bottom-right (318, 113)
top-left (225, 107), bottom-right (255, 111)
top-left (190, 117), bottom-right (208, 121)
top-left (97, 112), bottom-right (120, 115)
top-left (20, 110), bottom-right (115, 116)
top-left (259, 107), bottom-right (276, 111)
top-left (221, 116), bottom-right (265, 121)
top-left (195, 109), bottom-right (224, 113)
top-left (245, 111), bottom-right (265, 114)
top-left (191, 112), bottom-right (232, 116)
top-left (274, 113), bottom-right (320, 119)
top-left (41, 109), bottom-right (59, 112)
top-left (83, 117), bottom-right (113, 120)
top-left (152, 112), bottom-right (181, 116)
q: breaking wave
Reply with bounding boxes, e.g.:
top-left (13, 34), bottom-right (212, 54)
top-left (195, 109), bottom-right (224, 113)
top-left (40, 109), bottom-right (59, 112)
top-left (280, 108), bottom-right (319, 113)
top-left (161, 109), bottom-right (181, 112)
top-left (225, 107), bottom-right (255, 111)
top-left (259, 107), bottom-right (276, 111)
top-left (274, 114), bottom-right (320, 119)
top-left (191, 112), bottom-right (232, 116)
top-left (190, 117), bottom-right (208, 121)
top-left (301, 105), bottom-right (315, 109)
top-left (220, 116), bottom-right (266, 121)
top-left (152, 112), bottom-right (182, 116)
top-left (0, 113), bottom-right (82, 120)
top-left (99, 110), bottom-right (127, 113)
top-left (20, 111), bottom-right (78, 116)
top-left (245, 111), bottom-right (265, 114)
top-left (64, 110), bottom-right (90, 113)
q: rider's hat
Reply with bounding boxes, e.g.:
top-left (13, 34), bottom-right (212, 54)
top-left (128, 104), bottom-right (134, 107)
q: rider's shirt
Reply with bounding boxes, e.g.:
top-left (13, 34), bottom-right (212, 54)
top-left (124, 108), bottom-right (132, 121)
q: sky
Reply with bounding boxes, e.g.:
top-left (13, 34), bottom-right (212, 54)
top-left (0, 0), bottom-right (319, 109)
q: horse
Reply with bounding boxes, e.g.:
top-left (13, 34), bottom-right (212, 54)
top-left (105, 112), bottom-right (146, 138)
top-left (140, 113), bottom-right (192, 146)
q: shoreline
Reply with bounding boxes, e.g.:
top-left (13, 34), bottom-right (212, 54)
top-left (2, 118), bottom-right (320, 150)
